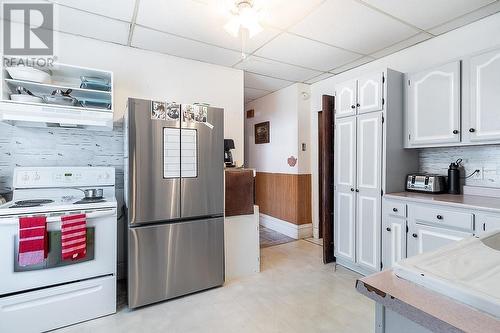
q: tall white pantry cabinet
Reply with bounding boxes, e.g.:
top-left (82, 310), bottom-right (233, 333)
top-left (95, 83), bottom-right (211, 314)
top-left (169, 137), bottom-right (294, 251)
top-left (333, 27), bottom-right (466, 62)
top-left (334, 69), bottom-right (418, 275)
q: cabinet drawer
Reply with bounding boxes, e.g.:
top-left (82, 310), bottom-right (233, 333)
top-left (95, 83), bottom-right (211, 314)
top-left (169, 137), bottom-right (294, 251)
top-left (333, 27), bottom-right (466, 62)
top-left (409, 204), bottom-right (473, 231)
top-left (383, 200), bottom-right (406, 218)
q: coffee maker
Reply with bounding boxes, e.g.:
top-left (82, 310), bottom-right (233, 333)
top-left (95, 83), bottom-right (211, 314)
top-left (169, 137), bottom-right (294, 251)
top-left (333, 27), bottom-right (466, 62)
top-left (224, 139), bottom-right (235, 167)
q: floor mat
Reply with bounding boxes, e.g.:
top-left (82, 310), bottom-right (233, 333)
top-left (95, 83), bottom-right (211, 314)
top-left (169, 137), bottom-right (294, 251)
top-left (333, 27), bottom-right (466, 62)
top-left (260, 226), bottom-right (296, 248)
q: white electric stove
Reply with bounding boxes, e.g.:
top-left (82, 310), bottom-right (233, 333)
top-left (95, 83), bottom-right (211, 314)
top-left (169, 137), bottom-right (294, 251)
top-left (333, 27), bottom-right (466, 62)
top-left (0, 167), bottom-right (117, 333)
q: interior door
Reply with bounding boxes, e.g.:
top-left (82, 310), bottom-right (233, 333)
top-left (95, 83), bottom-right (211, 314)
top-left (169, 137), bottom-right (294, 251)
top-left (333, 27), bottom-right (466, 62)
top-left (334, 116), bottom-right (356, 262)
top-left (127, 98), bottom-right (181, 225)
top-left (407, 61), bottom-right (461, 146)
top-left (181, 107), bottom-right (224, 218)
top-left (335, 80), bottom-right (357, 118)
top-left (357, 72), bottom-right (383, 114)
top-left (469, 48), bottom-right (500, 142)
top-left (382, 216), bottom-right (406, 269)
top-left (407, 224), bottom-right (471, 257)
top-left (356, 112), bottom-right (382, 272)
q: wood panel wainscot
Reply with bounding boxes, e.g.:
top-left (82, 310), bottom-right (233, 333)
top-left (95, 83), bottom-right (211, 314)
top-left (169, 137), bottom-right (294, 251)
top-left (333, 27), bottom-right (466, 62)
top-left (255, 172), bottom-right (312, 225)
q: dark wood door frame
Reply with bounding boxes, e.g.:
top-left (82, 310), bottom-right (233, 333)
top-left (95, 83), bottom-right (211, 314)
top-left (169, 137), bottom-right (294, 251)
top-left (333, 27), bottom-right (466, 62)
top-left (319, 95), bottom-right (335, 264)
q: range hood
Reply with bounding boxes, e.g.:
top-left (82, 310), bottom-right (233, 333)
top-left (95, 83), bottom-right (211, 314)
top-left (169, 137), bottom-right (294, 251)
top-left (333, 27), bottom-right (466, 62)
top-left (0, 101), bottom-right (113, 131)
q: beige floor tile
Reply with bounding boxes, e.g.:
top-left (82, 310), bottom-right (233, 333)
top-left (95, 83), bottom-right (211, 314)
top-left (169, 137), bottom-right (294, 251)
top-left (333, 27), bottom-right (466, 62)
top-left (55, 240), bottom-right (374, 333)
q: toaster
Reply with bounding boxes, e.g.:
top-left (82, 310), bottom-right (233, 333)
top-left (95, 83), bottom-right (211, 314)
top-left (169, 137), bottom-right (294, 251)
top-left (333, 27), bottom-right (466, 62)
top-left (406, 174), bottom-right (446, 193)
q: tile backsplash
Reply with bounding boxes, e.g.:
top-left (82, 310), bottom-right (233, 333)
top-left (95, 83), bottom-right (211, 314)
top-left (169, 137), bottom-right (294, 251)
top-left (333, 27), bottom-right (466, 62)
top-left (0, 122), bottom-right (124, 193)
top-left (419, 145), bottom-right (500, 188)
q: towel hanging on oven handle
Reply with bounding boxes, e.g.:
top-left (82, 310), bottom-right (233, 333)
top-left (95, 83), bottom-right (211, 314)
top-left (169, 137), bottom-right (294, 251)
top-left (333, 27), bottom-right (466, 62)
top-left (0, 208), bottom-right (116, 226)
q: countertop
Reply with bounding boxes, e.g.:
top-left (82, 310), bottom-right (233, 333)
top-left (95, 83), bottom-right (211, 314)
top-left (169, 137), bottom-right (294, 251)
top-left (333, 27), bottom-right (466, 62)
top-left (356, 270), bottom-right (500, 333)
top-left (384, 192), bottom-right (500, 214)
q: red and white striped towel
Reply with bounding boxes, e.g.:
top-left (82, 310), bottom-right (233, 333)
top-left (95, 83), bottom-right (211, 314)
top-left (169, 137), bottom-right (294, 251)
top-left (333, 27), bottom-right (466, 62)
top-left (18, 216), bottom-right (48, 266)
top-left (61, 214), bottom-right (87, 261)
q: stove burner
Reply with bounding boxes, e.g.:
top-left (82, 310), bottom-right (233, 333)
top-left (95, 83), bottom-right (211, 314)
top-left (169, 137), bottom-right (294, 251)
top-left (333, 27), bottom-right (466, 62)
top-left (74, 198), bottom-right (106, 205)
top-left (9, 199), bottom-right (54, 208)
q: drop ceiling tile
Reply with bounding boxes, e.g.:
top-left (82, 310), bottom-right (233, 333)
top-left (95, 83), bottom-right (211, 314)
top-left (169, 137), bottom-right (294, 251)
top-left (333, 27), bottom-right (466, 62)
top-left (235, 56), bottom-right (322, 82)
top-left (131, 26), bottom-right (243, 67)
top-left (263, 0), bottom-right (325, 30)
top-left (245, 87), bottom-right (271, 101)
top-left (136, 0), bottom-right (280, 53)
top-left (290, 0), bottom-right (419, 54)
top-left (54, 5), bottom-right (130, 44)
top-left (49, 0), bottom-right (136, 21)
top-left (370, 32), bottom-right (432, 59)
top-left (244, 72), bottom-right (293, 91)
top-left (360, 0), bottom-right (496, 30)
top-left (330, 56), bottom-right (375, 74)
top-left (304, 73), bottom-right (335, 84)
top-left (254, 33), bottom-right (360, 71)
top-left (428, 1), bottom-right (500, 35)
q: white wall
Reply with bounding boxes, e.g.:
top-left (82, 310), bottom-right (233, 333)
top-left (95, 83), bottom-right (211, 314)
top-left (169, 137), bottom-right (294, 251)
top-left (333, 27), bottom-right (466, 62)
top-left (309, 13), bottom-right (500, 238)
top-left (245, 83), bottom-right (310, 174)
top-left (38, 30), bottom-right (245, 164)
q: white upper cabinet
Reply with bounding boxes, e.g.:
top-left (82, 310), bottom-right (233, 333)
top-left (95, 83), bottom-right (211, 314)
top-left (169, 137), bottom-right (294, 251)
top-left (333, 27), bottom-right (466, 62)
top-left (407, 61), bottom-right (461, 147)
top-left (335, 80), bottom-right (357, 118)
top-left (335, 72), bottom-right (384, 118)
top-left (357, 72), bottom-right (383, 115)
top-left (468, 49), bottom-right (500, 142)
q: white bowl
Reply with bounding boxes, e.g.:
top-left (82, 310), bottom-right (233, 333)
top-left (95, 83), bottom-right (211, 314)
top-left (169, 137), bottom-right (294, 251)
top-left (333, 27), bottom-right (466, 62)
top-left (10, 94), bottom-right (44, 103)
top-left (6, 66), bottom-right (51, 84)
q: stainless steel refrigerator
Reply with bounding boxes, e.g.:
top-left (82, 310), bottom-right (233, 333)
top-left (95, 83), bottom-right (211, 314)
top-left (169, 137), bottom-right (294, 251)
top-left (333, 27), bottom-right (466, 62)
top-left (124, 98), bottom-right (224, 308)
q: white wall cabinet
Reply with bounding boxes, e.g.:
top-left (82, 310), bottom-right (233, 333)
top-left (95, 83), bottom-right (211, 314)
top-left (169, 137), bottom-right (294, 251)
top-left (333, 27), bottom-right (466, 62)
top-left (405, 47), bottom-right (500, 148)
top-left (468, 48), bottom-right (500, 142)
top-left (406, 61), bottom-right (461, 147)
top-left (335, 72), bottom-right (383, 119)
top-left (357, 72), bottom-right (384, 114)
top-left (334, 117), bottom-right (357, 262)
top-left (356, 112), bottom-right (383, 271)
top-left (335, 80), bottom-right (357, 118)
top-left (334, 69), bottom-right (418, 276)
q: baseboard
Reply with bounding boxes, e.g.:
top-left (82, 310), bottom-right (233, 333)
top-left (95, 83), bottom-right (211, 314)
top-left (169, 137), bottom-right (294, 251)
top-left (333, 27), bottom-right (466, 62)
top-left (259, 214), bottom-right (313, 239)
top-left (313, 227), bottom-right (319, 239)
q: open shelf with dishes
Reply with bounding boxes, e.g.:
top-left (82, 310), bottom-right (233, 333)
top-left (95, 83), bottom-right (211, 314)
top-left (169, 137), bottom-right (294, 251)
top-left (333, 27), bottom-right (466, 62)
top-left (0, 58), bottom-right (114, 130)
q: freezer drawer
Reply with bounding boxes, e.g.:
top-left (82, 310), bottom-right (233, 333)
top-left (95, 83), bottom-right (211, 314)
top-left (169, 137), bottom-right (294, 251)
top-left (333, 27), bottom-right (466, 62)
top-left (128, 217), bottom-right (224, 308)
top-left (0, 275), bottom-right (116, 333)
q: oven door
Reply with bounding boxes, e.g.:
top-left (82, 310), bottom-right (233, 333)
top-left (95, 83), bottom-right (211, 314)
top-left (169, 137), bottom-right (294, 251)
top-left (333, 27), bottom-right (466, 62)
top-left (0, 208), bottom-right (117, 295)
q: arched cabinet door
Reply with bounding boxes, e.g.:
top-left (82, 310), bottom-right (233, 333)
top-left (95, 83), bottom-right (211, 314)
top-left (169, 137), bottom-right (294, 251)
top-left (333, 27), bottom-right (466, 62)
top-left (469, 48), bottom-right (500, 142)
top-left (335, 80), bottom-right (357, 118)
top-left (407, 61), bottom-right (461, 146)
top-left (357, 72), bottom-right (383, 115)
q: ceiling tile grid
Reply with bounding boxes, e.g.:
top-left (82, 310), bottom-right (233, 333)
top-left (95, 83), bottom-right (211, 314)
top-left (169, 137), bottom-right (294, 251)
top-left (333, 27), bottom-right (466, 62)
top-left (4, 0), bottom-right (497, 102)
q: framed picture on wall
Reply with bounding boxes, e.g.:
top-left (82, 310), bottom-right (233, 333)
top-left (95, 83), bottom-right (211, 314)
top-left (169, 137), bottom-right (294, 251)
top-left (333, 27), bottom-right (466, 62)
top-left (254, 121), bottom-right (270, 144)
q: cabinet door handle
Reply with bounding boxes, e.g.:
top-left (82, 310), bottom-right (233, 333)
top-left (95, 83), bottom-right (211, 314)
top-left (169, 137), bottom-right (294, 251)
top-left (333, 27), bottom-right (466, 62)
top-left (351, 105), bottom-right (356, 109)
top-left (412, 233), bottom-right (418, 238)
top-left (356, 103), bottom-right (360, 107)
top-left (392, 208), bottom-right (398, 212)
top-left (436, 215), bottom-right (443, 220)
top-left (355, 189), bottom-right (359, 192)
top-left (469, 128), bottom-right (476, 133)
top-left (386, 227), bottom-right (391, 232)
top-left (453, 130), bottom-right (459, 134)
top-left (350, 188), bottom-right (355, 192)
top-left (483, 223), bottom-right (486, 232)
